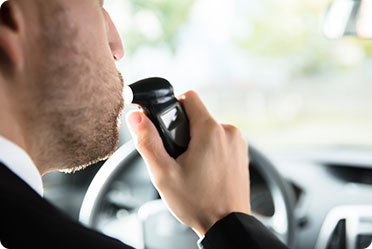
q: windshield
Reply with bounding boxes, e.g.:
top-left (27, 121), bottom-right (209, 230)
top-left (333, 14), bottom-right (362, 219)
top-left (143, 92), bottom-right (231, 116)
top-left (110, 0), bottom-right (372, 152)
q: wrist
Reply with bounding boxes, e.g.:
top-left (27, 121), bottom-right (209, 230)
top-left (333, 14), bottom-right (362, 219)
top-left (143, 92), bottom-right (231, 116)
top-left (192, 212), bottom-right (225, 237)
top-left (193, 207), bottom-right (252, 237)
top-left (193, 212), bottom-right (233, 237)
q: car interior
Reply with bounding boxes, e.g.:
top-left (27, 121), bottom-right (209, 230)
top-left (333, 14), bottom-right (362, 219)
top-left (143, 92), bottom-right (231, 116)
top-left (39, 0), bottom-right (372, 249)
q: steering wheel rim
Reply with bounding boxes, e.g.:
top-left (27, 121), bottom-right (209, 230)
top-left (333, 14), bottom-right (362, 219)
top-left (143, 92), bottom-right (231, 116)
top-left (248, 145), bottom-right (296, 248)
top-left (79, 140), bottom-right (296, 249)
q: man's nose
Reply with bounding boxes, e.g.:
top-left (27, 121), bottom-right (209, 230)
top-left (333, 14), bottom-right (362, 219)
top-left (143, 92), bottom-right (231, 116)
top-left (105, 11), bottom-right (124, 61)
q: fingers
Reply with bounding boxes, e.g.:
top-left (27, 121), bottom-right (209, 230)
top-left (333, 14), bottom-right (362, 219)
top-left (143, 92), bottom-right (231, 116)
top-left (179, 90), bottom-right (217, 136)
top-left (126, 110), bottom-right (175, 179)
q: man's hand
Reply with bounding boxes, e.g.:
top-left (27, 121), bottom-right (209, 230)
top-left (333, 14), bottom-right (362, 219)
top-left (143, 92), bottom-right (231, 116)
top-left (126, 90), bottom-right (251, 237)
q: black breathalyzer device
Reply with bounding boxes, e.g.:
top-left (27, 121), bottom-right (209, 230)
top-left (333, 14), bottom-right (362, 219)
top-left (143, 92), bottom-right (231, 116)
top-left (124, 77), bottom-right (190, 158)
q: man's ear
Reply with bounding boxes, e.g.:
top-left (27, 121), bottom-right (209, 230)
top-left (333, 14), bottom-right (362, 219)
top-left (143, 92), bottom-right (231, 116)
top-left (0, 1), bottom-right (24, 74)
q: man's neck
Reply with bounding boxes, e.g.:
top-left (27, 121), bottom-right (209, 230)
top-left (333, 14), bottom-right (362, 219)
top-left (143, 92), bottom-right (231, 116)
top-left (0, 100), bottom-right (27, 155)
top-left (0, 84), bottom-right (35, 172)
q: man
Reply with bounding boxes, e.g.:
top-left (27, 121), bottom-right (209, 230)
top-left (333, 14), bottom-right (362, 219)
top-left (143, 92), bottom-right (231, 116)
top-left (0, 0), bottom-right (288, 248)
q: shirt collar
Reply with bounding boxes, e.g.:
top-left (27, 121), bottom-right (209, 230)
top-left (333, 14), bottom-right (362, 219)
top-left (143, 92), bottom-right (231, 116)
top-left (0, 136), bottom-right (43, 196)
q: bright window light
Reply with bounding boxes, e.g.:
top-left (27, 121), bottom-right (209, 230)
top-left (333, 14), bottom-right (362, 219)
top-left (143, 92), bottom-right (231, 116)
top-left (323, 0), bottom-right (355, 39)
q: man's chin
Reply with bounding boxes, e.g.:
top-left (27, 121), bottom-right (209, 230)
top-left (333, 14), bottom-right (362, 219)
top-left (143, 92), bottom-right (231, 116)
top-left (59, 134), bottom-right (120, 174)
top-left (59, 149), bottom-right (115, 174)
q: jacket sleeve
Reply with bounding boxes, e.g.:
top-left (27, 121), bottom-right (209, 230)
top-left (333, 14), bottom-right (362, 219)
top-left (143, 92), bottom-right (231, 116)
top-left (198, 212), bottom-right (289, 249)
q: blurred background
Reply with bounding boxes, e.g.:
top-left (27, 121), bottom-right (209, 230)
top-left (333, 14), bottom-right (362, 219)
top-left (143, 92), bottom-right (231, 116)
top-left (40, 0), bottom-right (372, 220)
top-left (108, 0), bottom-right (372, 152)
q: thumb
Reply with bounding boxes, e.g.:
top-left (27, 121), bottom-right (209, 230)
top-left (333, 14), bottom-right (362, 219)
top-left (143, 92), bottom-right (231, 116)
top-left (126, 111), bottom-right (174, 175)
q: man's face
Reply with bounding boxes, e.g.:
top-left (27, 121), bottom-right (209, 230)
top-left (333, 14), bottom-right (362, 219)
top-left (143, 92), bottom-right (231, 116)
top-left (15, 0), bottom-right (125, 173)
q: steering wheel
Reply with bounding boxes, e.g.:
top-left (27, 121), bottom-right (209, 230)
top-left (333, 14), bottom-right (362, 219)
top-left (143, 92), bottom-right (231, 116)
top-left (79, 140), bottom-right (296, 249)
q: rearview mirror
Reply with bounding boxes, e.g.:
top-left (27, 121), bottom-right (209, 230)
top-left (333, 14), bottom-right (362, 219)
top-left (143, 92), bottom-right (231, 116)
top-left (323, 0), bottom-right (372, 39)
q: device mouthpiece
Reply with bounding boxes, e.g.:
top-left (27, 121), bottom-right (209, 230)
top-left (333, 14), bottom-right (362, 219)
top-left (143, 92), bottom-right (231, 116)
top-left (125, 77), bottom-right (174, 106)
top-left (123, 85), bottom-right (134, 105)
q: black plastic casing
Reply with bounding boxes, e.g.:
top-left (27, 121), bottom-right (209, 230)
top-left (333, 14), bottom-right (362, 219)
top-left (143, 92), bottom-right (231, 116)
top-left (129, 77), bottom-right (190, 158)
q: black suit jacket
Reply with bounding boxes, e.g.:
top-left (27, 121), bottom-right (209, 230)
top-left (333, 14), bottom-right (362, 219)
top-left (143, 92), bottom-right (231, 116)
top-left (0, 163), bottom-right (288, 249)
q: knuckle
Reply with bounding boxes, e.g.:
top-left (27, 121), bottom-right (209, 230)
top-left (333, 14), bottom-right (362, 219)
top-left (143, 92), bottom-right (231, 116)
top-left (223, 124), bottom-right (248, 149)
top-left (223, 124), bottom-right (236, 133)
top-left (223, 124), bottom-right (241, 138)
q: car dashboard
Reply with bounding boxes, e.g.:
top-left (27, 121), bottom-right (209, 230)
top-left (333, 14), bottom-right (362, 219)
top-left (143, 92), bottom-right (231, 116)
top-left (271, 148), bottom-right (372, 249)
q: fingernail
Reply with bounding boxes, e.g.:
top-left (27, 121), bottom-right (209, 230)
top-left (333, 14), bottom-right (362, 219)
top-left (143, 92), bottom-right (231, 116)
top-left (126, 111), bottom-right (142, 131)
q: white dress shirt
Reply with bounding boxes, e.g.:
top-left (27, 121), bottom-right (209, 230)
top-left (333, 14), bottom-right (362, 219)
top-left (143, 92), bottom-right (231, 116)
top-left (0, 136), bottom-right (44, 248)
top-left (0, 136), bottom-right (43, 196)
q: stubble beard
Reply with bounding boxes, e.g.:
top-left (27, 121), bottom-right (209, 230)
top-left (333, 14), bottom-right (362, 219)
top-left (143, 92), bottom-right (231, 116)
top-left (25, 3), bottom-right (124, 174)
